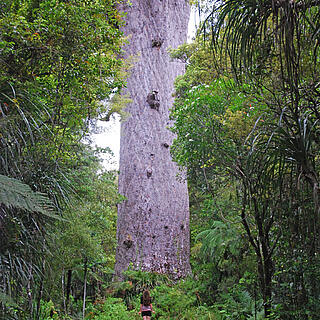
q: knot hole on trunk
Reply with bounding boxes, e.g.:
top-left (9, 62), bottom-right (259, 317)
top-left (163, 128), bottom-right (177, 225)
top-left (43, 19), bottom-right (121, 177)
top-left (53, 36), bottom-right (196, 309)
top-left (162, 143), bottom-right (169, 149)
top-left (123, 234), bottom-right (133, 249)
top-left (147, 91), bottom-right (160, 111)
top-left (152, 38), bottom-right (164, 49)
top-left (147, 168), bottom-right (152, 178)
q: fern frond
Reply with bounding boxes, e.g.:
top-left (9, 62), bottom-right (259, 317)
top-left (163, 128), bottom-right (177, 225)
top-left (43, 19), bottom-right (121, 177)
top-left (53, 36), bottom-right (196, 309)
top-left (0, 174), bottom-right (58, 219)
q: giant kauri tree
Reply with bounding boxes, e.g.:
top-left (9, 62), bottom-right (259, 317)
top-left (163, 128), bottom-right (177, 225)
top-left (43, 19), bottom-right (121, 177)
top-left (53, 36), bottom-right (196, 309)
top-left (115, 0), bottom-right (191, 279)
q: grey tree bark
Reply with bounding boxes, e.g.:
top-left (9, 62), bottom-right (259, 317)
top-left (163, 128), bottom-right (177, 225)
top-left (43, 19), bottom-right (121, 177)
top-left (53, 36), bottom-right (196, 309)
top-left (115, 0), bottom-right (191, 279)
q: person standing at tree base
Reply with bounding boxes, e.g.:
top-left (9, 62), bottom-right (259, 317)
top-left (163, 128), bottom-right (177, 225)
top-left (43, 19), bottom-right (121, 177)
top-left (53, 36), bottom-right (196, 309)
top-left (139, 290), bottom-right (155, 320)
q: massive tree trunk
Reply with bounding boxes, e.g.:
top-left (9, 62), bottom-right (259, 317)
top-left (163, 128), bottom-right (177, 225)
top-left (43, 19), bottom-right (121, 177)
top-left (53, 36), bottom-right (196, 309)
top-left (115, 0), bottom-right (191, 279)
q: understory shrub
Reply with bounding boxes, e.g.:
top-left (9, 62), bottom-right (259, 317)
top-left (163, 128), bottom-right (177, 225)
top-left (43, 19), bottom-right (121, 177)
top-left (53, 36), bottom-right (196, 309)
top-left (85, 297), bottom-right (136, 320)
top-left (214, 285), bottom-right (263, 320)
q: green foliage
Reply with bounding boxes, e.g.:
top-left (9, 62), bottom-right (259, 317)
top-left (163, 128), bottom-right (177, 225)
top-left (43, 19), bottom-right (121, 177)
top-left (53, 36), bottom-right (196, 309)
top-left (110, 270), bottom-right (171, 310)
top-left (53, 170), bottom-right (123, 267)
top-left (170, 79), bottom-right (261, 178)
top-left (0, 1), bottom-right (126, 317)
top-left (0, 0), bottom-right (125, 185)
top-left (40, 150), bottom-right (124, 313)
top-left (38, 300), bottom-right (60, 320)
top-left (110, 272), bottom-right (219, 320)
top-left (85, 298), bottom-right (135, 320)
top-left (205, 0), bottom-right (320, 85)
top-left (197, 221), bottom-right (240, 259)
top-left (38, 271), bottom-right (256, 320)
top-left (151, 283), bottom-right (197, 319)
top-left (170, 40), bottom-right (220, 92)
top-left (0, 174), bottom-right (55, 217)
top-left (215, 285), bottom-right (263, 320)
top-left (123, 269), bottom-right (171, 291)
top-left (169, 0), bottom-right (320, 317)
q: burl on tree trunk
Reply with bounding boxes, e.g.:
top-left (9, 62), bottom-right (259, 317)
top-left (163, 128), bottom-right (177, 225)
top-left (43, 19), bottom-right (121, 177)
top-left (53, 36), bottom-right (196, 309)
top-left (115, 0), bottom-right (191, 279)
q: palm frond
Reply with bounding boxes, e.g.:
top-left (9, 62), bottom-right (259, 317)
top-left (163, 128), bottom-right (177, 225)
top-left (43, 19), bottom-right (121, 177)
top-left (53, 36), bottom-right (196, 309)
top-left (204, 0), bottom-right (320, 80)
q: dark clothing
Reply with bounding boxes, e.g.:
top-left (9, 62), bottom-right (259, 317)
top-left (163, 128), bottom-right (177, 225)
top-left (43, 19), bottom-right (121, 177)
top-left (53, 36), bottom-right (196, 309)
top-left (141, 311), bottom-right (152, 317)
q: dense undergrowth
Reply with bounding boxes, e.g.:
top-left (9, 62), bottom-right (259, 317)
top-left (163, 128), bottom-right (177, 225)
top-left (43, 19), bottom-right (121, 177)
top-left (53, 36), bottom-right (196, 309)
top-left (35, 270), bottom-right (265, 320)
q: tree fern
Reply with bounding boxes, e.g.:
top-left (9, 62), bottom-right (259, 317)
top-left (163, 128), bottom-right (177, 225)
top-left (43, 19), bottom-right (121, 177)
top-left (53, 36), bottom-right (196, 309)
top-left (196, 220), bottom-right (240, 259)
